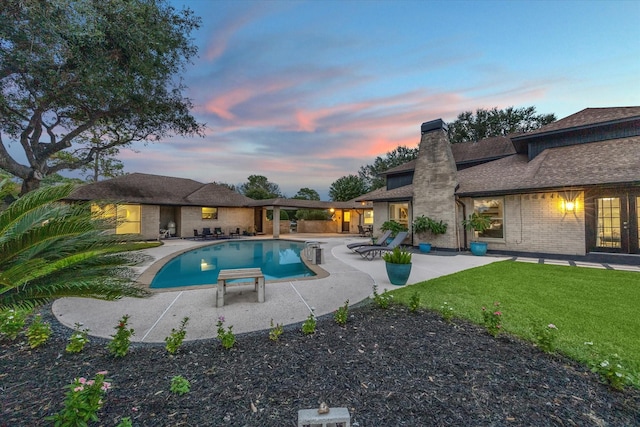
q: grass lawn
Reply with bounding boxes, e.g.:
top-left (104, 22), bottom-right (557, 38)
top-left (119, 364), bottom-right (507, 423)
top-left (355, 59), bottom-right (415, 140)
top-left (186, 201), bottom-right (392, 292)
top-left (390, 260), bottom-right (640, 388)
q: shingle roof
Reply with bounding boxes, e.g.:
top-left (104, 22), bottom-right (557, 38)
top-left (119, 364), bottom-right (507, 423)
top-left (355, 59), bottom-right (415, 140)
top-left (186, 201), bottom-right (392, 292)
top-left (450, 135), bottom-right (516, 164)
top-left (67, 173), bottom-right (253, 206)
top-left (519, 107), bottom-right (640, 137)
top-left (379, 160), bottom-right (417, 176)
top-left (356, 184), bottom-right (414, 202)
top-left (185, 183), bottom-right (254, 206)
top-left (456, 136), bottom-right (640, 195)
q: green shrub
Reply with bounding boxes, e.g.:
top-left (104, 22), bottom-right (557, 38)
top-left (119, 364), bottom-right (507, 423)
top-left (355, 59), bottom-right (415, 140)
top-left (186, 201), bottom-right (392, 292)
top-left (334, 300), bottom-right (349, 326)
top-left (170, 375), bottom-right (191, 395)
top-left (66, 323), bottom-right (90, 354)
top-left (26, 314), bottom-right (51, 348)
top-left (107, 315), bottom-right (134, 357)
top-left (165, 317), bottom-right (189, 354)
top-left (301, 313), bottom-right (316, 335)
top-left (269, 319), bottom-right (284, 342)
top-left (0, 308), bottom-right (29, 340)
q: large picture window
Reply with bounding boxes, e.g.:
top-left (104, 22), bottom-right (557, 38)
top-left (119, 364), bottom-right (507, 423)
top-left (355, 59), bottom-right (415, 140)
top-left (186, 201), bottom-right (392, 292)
top-left (91, 203), bottom-right (141, 235)
top-left (202, 207), bottom-right (218, 220)
top-left (389, 203), bottom-right (409, 228)
top-left (473, 198), bottom-right (504, 239)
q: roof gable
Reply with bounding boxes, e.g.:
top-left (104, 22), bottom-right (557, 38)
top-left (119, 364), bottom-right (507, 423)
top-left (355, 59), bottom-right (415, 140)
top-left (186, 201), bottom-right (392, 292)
top-left (522, 107), bottom-right (640, 137)
top-left (456, 136), bottom-right (640, 195)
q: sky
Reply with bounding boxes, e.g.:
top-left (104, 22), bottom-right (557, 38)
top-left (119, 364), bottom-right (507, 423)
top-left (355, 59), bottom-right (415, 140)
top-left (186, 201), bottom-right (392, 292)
top-left (98, 1), bottom-right (640, 198)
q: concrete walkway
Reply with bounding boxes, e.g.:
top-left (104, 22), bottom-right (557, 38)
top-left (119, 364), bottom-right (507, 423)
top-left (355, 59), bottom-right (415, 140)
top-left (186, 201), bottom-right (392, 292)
top-left (52, 235), bottom-right (639, 343)
top-left (51, 236), bottom-right (506, 343)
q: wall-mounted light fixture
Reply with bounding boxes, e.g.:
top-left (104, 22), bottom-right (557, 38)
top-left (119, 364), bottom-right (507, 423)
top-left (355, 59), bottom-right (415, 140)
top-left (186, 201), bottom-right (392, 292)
top-left (559, 191), bottom-right (580, 216)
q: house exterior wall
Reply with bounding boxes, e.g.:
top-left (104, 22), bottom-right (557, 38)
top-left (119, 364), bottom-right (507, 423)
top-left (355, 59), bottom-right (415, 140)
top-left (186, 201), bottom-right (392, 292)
top-left (141, 204), bottom-right (160, 240)
top-left (296, 220), bottom-right (340, 233)
top-left (180, 206), bottom-right (255, 238)
top-left (460, 191), bottom-right (586, 256)
top-left (412, 125), bottom-right (459, 249)
top-left (262, 220), bottom-right (291, 234)
top-left (372, 203), bottom-right (389, 238)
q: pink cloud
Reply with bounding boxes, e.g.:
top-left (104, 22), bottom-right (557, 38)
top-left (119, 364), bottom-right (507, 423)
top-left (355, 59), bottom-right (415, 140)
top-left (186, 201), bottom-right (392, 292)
top-left (203, 7), bottom-right (267, 62)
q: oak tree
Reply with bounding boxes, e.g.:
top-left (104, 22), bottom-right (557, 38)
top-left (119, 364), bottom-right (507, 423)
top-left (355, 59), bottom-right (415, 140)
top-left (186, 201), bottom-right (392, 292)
top-left (0, 0), bottom-right (204, 194)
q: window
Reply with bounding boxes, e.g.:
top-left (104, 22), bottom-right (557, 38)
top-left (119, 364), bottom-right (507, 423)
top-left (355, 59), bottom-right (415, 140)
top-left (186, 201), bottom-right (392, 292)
top-left (473, 198), bottom-right (504, 239)
top-left (91, 203), bottom-right (141, 234)
top-left (116, 204), bottom-right (141, 234)
top-left (596, 197), bottom-right (621, 248)
top-left (389, 203), bottom-right (409, 228)
top-left (363, 210), bottom-right (374, 225)
top-left (202, 207), bottom-right (218, 220)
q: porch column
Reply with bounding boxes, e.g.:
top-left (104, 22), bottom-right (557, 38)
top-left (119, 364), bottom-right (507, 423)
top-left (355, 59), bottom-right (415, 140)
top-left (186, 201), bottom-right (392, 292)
top-left (273, 206), bottom-right (280, 238)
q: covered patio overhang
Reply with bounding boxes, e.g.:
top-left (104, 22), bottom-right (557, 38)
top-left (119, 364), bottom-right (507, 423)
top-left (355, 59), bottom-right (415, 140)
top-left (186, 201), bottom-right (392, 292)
top-left (248, 198), bottom-right (369, 238)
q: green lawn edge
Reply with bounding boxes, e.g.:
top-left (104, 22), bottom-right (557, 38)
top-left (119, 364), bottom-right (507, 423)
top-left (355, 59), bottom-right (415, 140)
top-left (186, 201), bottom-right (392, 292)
top-left (389, 260), bottom-right (640, 388)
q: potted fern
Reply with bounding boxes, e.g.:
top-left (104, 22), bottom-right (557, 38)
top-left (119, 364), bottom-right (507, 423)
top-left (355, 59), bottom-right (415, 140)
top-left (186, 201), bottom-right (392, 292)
top-left (412, 215), bottom-right (448, 253)
top-left (382, 247), bottom-right (412, 286)
top-left (462, 212), bottom-right (491, 256)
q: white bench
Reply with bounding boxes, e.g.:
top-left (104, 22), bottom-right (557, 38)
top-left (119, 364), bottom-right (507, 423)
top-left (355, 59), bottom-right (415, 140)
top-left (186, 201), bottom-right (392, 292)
top-left (216, 268), bottom-right (265, 307)
top-left (298, 407), bottom-right (350, 427)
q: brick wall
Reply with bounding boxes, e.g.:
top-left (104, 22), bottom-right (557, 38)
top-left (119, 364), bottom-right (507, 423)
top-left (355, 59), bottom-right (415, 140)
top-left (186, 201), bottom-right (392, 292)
top-left (460, 191), bottom-right (586, 255)
top-left (181, 206), bottom-right (255, 237)
top-left (140, 204), bottom-right (160, 240)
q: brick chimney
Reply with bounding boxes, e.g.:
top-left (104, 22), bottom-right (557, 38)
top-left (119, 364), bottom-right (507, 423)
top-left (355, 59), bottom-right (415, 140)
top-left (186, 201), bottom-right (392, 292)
top-left (412, 119), bottom-right (458, 249)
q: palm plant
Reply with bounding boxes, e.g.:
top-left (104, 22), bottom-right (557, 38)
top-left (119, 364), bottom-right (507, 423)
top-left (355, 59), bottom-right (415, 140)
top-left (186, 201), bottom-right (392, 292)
top-left (0, 181), bottom-right (150, 309)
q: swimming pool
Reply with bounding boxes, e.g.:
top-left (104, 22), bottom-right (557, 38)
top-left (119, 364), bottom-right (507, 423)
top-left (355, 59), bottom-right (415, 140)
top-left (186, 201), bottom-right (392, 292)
top-left (150, 240), bottom-right (315, 289)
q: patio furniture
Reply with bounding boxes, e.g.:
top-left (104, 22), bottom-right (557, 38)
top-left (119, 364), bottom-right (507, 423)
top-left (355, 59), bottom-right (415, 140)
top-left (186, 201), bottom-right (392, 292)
top-left (229, 227), bottom-right (240, 238)
top-left (358, 225), bottom-right (373, 237)
top-left (202, 227), bottom-right (214, 239)
top-left (213, 227), bottom-right (226, 239)
top-left (216, 268), bottom-right (265, 307)
top-left (347, 230), bottom-right (392, 251)
top-left (354, 231), bottom-right (408, 260)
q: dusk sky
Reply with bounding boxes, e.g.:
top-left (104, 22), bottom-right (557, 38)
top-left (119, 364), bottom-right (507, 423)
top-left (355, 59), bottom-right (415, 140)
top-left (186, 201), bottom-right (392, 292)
top-left (117, 0), bottom-right (640, 199)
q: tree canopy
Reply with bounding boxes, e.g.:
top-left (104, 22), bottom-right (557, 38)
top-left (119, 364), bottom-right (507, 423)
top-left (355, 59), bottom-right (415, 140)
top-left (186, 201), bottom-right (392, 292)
top-left (447, 106), bottom-right (556, 144)
top-left (293, 188), bottom-right (320, 200)
top-left (239, 175), bottom-right (282, 200)
top-left (0, 0), bottom-right (204, 194)
top-left (358, 146), bottom-right (418, 191)
top-left (329, 174), bottom-right (368, 202)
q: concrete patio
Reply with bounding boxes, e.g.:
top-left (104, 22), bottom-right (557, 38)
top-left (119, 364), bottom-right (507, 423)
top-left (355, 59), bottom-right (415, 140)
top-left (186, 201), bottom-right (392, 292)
top-left (51, 235), bottom-right (507, 343)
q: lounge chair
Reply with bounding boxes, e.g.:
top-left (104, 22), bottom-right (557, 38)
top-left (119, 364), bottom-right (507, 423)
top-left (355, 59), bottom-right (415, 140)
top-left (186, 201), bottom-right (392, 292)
top-left (347, 230), bottom-right (392, 251)
top-left (354, 231), bottom-right (408, 260)
top-left (202, 227), bottom-right (214, 239)
top-left (214, 227), bottom-right (226, 239)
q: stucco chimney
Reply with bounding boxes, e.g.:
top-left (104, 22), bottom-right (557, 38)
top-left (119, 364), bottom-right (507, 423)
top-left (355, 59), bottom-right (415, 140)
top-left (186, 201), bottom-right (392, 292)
top-left (412, 119), bottom-right (458, 249)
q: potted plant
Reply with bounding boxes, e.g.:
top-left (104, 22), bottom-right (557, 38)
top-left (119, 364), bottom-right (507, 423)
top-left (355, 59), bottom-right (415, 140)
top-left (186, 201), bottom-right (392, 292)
top-left (380, 220), bottom-right (408, 244)
top-left (462, 212), bottom-right (491, 256)
top-left (382, 247), bottom-right (412, 286)
top-left (412, 215), bottom-right (448, 253)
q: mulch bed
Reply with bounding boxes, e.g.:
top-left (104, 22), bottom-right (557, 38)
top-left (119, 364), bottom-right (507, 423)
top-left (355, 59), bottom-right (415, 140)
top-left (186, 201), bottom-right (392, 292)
top-left (1, 303), bottom-right (639, 426)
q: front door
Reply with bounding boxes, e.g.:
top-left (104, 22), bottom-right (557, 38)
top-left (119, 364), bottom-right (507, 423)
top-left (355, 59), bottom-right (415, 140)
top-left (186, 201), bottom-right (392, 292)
top-left (342, 210), bottom-right (351, 232)
top-left (590, 192), bottom-right (639, 254)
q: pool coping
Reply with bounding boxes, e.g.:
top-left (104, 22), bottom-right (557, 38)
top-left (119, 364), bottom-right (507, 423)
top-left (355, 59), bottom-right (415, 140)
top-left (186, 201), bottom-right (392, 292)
top-left (136, 238), bottom-right (329, 292)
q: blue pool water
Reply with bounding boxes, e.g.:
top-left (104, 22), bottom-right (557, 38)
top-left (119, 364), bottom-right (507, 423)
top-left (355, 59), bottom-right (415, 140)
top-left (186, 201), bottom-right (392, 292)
top-left (150, 240), bottom-right (315, 289)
